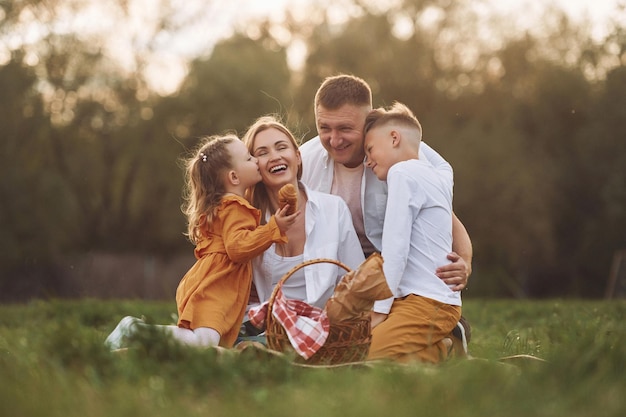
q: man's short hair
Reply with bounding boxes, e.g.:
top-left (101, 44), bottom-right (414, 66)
top-left (314, 74), bottom-right (373, 112)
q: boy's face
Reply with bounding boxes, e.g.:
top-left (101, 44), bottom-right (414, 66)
top-left (364, 126), bottom-right (397, 181)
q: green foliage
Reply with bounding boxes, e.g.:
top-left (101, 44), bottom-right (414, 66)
top-left (166, 34), bottom-right (293, 140)
top-left (0, 59), bottom-right (73, 264)
top-left (0, 299), bottom-right (624, 417)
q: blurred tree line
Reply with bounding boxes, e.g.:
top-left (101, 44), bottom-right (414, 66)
top-left (1, 0), bottom-right (625, 300)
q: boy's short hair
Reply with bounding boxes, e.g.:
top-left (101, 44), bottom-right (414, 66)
top-left (314, 74), bottom-right (372, 113)
top-left (364, 102), bottom-right (422, 139)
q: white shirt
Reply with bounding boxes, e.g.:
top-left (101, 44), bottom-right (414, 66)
top-left (300, 136), bottom-right (452, 252)
top-left (373, 160), bottom-right (461, 314)
top-left (251, 184), bottom-right (365, 308)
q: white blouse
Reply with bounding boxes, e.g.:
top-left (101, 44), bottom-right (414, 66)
top-left (251, 184), bottom-right (365, 309)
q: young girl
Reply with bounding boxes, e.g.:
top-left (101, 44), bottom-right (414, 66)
top-left (105, 134), bottom-right (299, 349)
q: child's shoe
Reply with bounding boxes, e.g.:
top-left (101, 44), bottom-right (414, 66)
top-left (104, 316), bottom-right (143, 350)
top-left (450, 316), bottom-right (471, 358)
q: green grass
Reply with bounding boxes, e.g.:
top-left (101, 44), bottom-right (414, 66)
top-left (1, 298), bottom-right (624, 417)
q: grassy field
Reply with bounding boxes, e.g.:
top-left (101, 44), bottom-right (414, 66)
top-left (1, 298), bottom-right (624, 417)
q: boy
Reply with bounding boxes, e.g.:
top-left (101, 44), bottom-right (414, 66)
top-left (363, 102), bottom-right (461, 363)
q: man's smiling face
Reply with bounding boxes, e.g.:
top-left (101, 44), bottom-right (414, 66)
top-left (315, 103), bottom-right (370, 168)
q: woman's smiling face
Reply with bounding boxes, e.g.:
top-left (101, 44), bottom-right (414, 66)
top-left (250, 127), bottom-right (302, 189)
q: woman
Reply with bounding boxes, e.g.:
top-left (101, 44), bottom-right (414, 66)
top-left (242, 115), bottom-right (365, 309)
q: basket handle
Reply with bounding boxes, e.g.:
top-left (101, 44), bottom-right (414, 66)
top-left (266, 258), bottom-right (352, 319)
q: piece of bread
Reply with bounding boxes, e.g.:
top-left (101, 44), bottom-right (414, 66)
top-left (278, 184), bottom-right (298, 215)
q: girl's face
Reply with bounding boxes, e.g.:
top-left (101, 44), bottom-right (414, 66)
top-left (251, 127), bottom-right (301, 189)
top-left (228, 139), bottom-right (262, 188)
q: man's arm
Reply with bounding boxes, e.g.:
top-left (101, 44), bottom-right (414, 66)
top-left (437, 212), bottom-right (472, 291)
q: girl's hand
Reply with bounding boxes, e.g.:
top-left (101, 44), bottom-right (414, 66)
top-left (274, 205), bottom-right (300, 233)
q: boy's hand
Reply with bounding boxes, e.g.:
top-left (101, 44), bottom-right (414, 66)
top-left (274, 205), bottom-right (300, 233)
top-left (436, 252), bottom-right (471, 291)
top-left (370, 312), bottom-right (388, 329)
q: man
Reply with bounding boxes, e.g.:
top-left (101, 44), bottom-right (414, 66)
top-left (300, 74), bottom-right (472, 356)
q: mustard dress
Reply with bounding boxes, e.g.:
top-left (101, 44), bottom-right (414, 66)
top-left (176, 195), bottom-right (287, 347)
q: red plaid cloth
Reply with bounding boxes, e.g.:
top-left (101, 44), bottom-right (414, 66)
top-left (248, 288), bottom-right (330, 359)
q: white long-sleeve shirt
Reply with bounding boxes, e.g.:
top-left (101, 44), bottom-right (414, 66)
top-left (300, 136), bottom-right (452, 252)
top-left (251, 184), bottom-right (365, 308)
top-left (373, 160), bottom-right (462, 314)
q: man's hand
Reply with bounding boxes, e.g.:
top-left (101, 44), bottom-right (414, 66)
top-left (436, 252), bottom-right (471, 291)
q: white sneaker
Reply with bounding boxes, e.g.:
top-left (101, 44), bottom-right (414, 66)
top-left (453, 321), bottom-right (468, 355)
top-left (450, 317), bottom-right (471, 357)
top-left (105, 316), bottom-right (143, 350)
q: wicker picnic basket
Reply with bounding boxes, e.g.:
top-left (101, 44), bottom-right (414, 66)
top-left (265, 258), bottom-right (372, 365)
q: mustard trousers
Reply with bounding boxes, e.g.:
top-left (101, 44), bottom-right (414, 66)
top-left (367, 294), bottom-right (461, 364)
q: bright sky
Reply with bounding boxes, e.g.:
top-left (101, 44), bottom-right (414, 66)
top-left (4, 0), bottom-right (622, 95)
top-left (229, 0), bottom-right (621, 32)
top-left (149, 0), bottom-right (623, 93)
top-left (488, 0), bottom-right (622, 39)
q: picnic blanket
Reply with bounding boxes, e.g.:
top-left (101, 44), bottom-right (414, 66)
top-left (249, 287), bottom-right (330, 359)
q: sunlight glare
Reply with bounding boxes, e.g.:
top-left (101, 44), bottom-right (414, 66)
top-left (391, 13), bottom-right (414, 41)
top-left (144, 54), bottom-right (188, 96)
top-left (417, 6), bottom-right (445, 31)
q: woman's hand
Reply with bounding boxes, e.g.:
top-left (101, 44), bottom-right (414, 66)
top-left (436, 252), bottom-right (471, 291)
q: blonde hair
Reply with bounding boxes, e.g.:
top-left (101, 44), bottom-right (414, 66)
top-left (314, 74), bottom-right (372, 115)
top-left (364, 101), bottom-right (423, 140)
top-left (181, 134), bottom-right (238, 244)
top-left (242, 115), bottom-right (302, 223)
